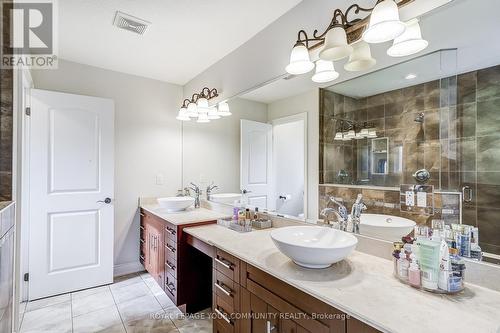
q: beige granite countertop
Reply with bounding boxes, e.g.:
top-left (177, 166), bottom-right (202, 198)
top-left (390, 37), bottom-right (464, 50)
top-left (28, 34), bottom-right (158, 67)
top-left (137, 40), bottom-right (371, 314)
top-left (140, 203), bottom-right (231, 226)
top-left (184, 224), bottom-right (500, 333)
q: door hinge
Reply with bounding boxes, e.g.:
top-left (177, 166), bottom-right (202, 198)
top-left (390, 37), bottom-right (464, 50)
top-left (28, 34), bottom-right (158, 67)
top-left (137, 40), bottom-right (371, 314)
top-left (24, 273), bottom-right (29, 282)
top-left (25, 107), bottom-right (31, 116)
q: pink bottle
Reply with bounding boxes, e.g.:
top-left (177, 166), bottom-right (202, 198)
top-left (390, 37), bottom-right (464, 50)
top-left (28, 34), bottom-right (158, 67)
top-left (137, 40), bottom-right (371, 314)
top-left (408, 253), bottom-right (421, 288)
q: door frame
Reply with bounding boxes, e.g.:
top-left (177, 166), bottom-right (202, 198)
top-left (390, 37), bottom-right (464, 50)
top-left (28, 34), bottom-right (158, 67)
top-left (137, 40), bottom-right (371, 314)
top-left (270, 112), bottom-right (308, 220)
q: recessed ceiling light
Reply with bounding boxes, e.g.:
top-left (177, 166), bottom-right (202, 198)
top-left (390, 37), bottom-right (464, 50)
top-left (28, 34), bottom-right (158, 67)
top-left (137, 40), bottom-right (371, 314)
top-left (405, 73), bottom-right (417, 80)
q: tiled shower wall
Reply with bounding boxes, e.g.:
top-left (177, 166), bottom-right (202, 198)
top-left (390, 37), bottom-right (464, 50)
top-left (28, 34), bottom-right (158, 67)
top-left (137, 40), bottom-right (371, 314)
top-left (319, 64), bottom-right (500, 255)
top-left (0, 7), bottom-right (13, 201)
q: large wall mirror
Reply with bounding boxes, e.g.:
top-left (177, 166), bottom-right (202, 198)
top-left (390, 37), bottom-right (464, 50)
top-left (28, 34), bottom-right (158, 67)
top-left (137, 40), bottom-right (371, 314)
top-left (182, 0), bottom-right (500, 261)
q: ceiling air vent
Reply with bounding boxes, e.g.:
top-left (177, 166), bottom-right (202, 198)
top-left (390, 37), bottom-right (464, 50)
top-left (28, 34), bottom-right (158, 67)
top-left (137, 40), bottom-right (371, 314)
top-left (113, 11), bottom-right (151, 35)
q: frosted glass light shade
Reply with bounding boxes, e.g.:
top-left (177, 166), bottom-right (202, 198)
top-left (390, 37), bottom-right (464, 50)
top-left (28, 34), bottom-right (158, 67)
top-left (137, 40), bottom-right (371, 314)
top-left (387, 18), bottom-right (428, 57)
top-left (196, 97), bottom-right (210, 114)
top-left (176, 107), bottom-right (190, 121)
top-left (197, 113), bottom-right (210, 123)
top-left (334, 132), bottom-right (343, 141)
top-left (362, 0), bottom-right (406, 44)
top-left (367, 130), bottom-right (377, 138)
top-left (319, 27), bottom-right (353, 61)
top-left (186, 102), bottom-right (198, 117)
top-left (217, 101), bottom-right (231, 116)
top-left (207, 107), bottom-right (220, 119)
top-left (344, 41), bottom-right (376, 72)
top-left (312, 60), bottom-right (339, 83)
top-left (285, 43), bottom-right (314, 75)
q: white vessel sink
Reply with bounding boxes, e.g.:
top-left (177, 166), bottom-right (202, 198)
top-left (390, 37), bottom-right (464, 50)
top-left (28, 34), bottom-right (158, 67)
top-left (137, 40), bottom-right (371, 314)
top-left (359, 214), bottom-right (416, 241)
top-left (270, 226), bottom-right (358, 269)
top-left (157, 197), bottom-right (194, 212)
top-left (210, 193), bottom-right (241, 204)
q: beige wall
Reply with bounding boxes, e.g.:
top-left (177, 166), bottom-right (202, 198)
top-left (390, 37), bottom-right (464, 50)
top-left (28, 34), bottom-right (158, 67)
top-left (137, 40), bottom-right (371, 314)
top-left (31, 60), bottom-right (183, 272)
top-left (182, 97), bottom-right (268, 193)
top-left (268, 89), bottom-right (319, 222)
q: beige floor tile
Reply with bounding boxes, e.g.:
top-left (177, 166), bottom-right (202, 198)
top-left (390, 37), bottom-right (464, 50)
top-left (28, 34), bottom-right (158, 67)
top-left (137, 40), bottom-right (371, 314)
top-left (116, 294), bottom-right (163, 322)
top-left (25, 293), bottom-right (71, 313)
top-left (73, 305), bottom-right (125, 333)
top-left (72, 285), bottom-right (110, 300)
top-left (21, 301), bottom-right (72, 333)
top-left (72, 288), bottom-right (116, 317)
top-left (111, 280), bottom-right (151, 304)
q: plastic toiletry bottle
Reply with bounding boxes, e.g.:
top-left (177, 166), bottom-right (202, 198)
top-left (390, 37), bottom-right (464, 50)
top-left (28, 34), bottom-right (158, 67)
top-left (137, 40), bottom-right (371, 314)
top-left (438, 239), bottom-right (451, 290)
top-left (459, 225), bottom-right (471, 257)
top-left (417, 239), bottom-right (440, 290)
top-left (253, 207), bottom-right (259, 221)
top-left (398, 250), bottom-right (409, 280)
top-left (470, 227), bottom-right (482, 261)
top-left (408, 253), bottom-right (421, 288)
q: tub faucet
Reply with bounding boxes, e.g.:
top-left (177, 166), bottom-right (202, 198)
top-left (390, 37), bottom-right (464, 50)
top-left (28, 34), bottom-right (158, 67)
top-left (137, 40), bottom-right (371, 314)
top-left (189, 182), bottom-right (202, 208)
top-left (206, 182), bottom-right (218, 201)
top-left (320, 196), bottom-right (348, 230)
top-left (351, 194), bottom-right (367, 234)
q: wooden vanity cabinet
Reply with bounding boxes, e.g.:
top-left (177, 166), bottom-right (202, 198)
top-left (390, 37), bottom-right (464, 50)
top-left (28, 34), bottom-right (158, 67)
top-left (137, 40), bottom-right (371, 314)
top-left (192, 242), bottom-right (381, 333)
top-left (140, 209), bottom-right (215, 313)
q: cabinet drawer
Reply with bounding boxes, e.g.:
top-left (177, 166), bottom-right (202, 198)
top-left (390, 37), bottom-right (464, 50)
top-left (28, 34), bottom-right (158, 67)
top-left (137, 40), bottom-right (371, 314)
top-left (215, 249), bottom-right (240, 284)
top-left (214, 270), bottom-right (240, 312)
top-left (165, 272), bottom-right (177, 299)
top-left (164, 237), bottom-right (177, 260)
top-left (165, 224), bottom-right (177, 242)
top-left (165, 256), bottom-right (177, 279)
top-left (213, 294), bottom-right (237, 332)
top-left (213, 317), bottom-right (235, 333)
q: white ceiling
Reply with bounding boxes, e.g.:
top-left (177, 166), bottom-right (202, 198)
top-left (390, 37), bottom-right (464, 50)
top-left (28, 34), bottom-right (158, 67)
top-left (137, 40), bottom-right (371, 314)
top-left (241, 0), bottom-right (500, 104)
top-left (58, 0), bottom-right (302, 85)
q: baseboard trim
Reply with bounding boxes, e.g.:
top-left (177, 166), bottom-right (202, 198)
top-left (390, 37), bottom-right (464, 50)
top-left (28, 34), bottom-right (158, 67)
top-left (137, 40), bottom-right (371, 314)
top-left (113, 261), bottom-right (144, 277)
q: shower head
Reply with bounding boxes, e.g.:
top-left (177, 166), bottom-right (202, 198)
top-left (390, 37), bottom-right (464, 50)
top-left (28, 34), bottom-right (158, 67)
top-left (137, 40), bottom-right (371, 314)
top-left (414, 112), bottom-right (424, 123)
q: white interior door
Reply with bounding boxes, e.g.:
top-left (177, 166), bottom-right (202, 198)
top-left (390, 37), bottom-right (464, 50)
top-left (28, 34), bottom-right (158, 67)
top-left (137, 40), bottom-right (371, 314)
top-left (240, 119), bottom-right (273, 210)
top-left (29, 89), bottom-right (114, 300)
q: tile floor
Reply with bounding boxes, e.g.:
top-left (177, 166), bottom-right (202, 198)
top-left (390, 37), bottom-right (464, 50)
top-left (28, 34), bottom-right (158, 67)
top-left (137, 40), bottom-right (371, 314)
top-left (18, 272), bottom-right (212, 333)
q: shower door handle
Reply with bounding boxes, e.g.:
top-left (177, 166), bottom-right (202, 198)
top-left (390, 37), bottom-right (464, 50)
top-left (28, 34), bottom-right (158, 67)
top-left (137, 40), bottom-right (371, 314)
top-left (462, 186), bottom-right (473, 203)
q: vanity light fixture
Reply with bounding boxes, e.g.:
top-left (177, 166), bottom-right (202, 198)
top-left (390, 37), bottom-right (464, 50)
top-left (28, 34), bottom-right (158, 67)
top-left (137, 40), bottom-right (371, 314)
top-left (177, 87), bottom-right (230, 122)
top-left (312, 60), bottom-right (340, 83)
top-left (334, 118), bottom-right (378, 141)
top-left (387, 18), bottom-right (428, 57)
top-left (285, 0), bottom-right (428, 83)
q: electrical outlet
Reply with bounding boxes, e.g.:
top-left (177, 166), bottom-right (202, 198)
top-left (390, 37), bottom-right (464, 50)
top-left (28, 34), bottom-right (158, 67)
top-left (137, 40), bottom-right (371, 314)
top-left (405, 191), bottom-right (415, 206)
top-left (417, 191), bottom-right (427, 207)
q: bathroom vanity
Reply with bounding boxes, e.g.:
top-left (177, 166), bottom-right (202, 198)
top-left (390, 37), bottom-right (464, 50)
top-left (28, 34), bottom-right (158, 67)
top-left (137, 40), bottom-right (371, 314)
top-left (139, 201), bottom-right (230, 313)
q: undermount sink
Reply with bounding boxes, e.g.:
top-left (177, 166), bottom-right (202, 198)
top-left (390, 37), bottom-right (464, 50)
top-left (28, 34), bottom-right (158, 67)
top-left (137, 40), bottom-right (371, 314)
top-left (359, 214), bottom-right (416, 242)
top-left (210, 193), bottom-right (241, 204)
top-left (270, 226), bottom-right (358, 269)
top-left (157, 197), bottom-right (194, 212)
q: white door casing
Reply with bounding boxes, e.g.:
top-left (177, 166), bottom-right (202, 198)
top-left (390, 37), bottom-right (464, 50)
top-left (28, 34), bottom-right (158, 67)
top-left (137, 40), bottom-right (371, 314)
top-left (240, 119), bottom-right (273, 210)
top-left (29, 89), bottom-right (114, 300)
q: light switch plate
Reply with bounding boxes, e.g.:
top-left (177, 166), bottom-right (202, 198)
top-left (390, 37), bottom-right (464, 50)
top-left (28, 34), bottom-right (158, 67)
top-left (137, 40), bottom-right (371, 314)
top-left (405, 191), bottom-right (415, 206)
top-left (417, 191), bottom-right (427, 207)
top-left (156, 173), bottom-right (164, 185)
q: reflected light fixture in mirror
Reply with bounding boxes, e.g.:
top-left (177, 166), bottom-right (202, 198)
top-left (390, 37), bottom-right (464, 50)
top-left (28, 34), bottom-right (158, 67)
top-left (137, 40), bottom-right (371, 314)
top-left (387, 18), bottom-right (428, 57)
top-left (319, 27), bottom-right (353, 61)
top-left (344, 41), bottom-right (376, 72)
top-left (207, 107), bottom-right (221, 120)
top-left (217, 101), bottom-right (232, 116)
top-left (176, 106), bottom-right (190, 121)
top-left (285, 42), bottom-right (315, 75)
top-left (186, 102), bottom-right (198, 118)
top-left (362, 0), bottom-right (406, 43)
top-left (197, 113), bottom-right (210, 123)
top-left (312, 60), bottom-right (340, 83)
top-left (196, 97), bottom-right (210, 114)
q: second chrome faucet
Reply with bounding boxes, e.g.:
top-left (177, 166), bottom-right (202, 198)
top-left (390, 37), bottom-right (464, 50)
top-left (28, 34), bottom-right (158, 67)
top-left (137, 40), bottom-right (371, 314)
top-left (320, 194), bottom-right (366, 233)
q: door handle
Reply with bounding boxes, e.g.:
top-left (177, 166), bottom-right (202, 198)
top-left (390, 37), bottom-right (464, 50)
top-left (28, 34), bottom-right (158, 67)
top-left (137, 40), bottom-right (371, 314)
top-left (97, 197), bottom-right (112, 204)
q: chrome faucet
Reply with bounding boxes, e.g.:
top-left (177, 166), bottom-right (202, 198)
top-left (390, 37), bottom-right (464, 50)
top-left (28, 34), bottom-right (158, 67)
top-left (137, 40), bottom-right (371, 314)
top-left (206, 182), bottom-right (218, 201)
top-left (350, 194), bottom-right (367, 234)
top-left (189, 182), bottom-right (202, 208)
top-left (320, 196), bottom-right (348, 230)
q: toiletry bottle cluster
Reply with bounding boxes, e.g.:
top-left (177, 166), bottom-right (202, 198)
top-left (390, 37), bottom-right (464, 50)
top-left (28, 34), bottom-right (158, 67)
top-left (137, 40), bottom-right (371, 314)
top-left (232, 206), bottom-right (272, 230)
top-left (393, 220), bottom-right (467, 293)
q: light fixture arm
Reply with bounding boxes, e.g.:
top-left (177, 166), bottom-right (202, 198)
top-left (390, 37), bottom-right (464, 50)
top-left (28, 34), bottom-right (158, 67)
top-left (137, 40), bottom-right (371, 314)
top-left (294, 0), bottom-right (413, 51)
top-left (180, 87), bottom-right (220, 109)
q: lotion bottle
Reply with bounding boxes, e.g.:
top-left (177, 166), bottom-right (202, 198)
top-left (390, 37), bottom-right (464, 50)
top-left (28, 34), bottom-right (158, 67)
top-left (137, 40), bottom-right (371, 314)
top-left (408, 253), bottom-right (421, 288)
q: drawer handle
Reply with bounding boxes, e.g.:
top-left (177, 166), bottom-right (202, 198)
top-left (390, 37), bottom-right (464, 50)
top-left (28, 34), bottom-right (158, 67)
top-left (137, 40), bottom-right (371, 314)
top-left (166, 261), bottom-right (176, 270)
top-left (140, 225), bottom-right (144, 231)
top-left (214, 281), bottom-right (232, 297)
top-left (166, 282), bottom-right (176, 294)
top-left (139, 255), bottom-right (145, 261)
top-left (140, 213), bottom-right (145, 217)
top-left (266, 321), bottom-right (276, 333)
top-left (165, 227), bottom-right (176, 235)
top-left (165, 244), bottom-right (176, 253)
top-left (214, 308), bottom-right (231, 325)
top-left (140, 238), bottom-right (145, 244)
top-left (215, 257), bottom-right (233, 270)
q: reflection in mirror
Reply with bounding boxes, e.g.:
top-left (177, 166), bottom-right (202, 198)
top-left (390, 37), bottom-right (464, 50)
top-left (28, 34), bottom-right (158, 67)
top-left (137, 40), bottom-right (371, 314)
top-left (182, 87), bottom-right (314, 221)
